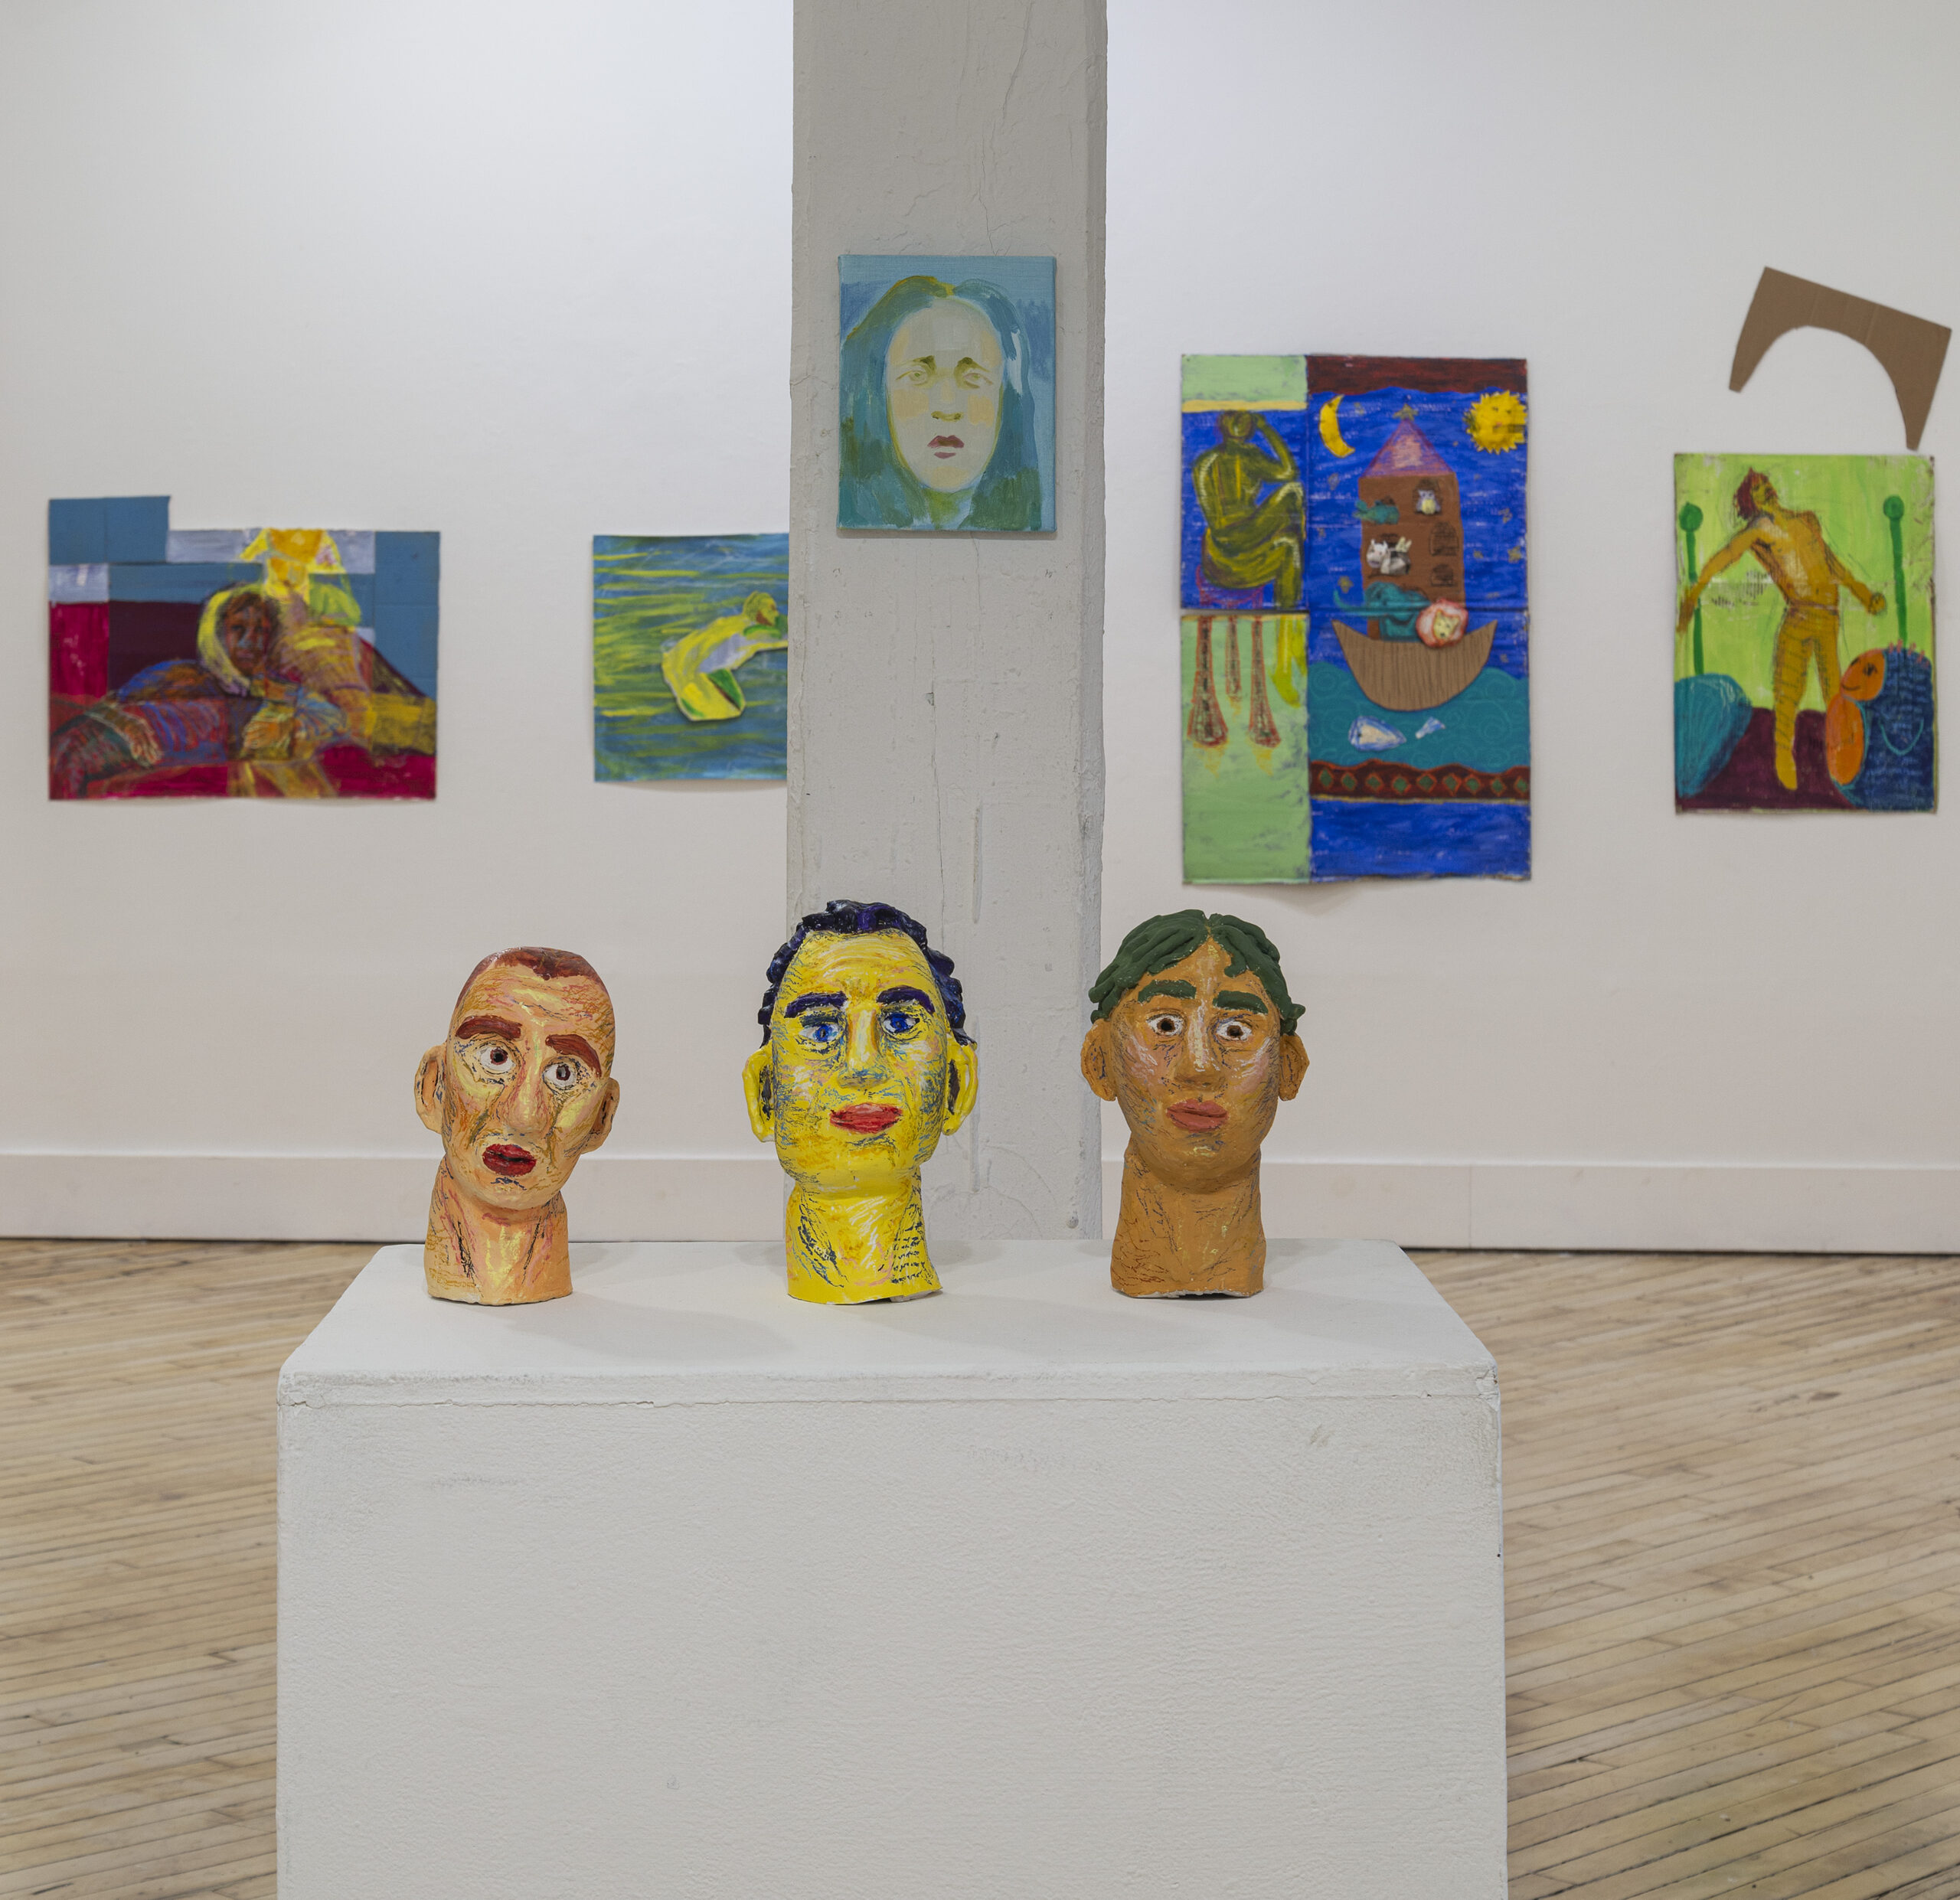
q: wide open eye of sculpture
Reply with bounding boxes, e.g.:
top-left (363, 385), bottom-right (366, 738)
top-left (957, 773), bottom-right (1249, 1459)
top-left (1082, 911), bottom-right (1307, 1299)
top-left (743, 899), bottom-right (977, 1305)
top-left (413, 946), bottom-right (619, 1307)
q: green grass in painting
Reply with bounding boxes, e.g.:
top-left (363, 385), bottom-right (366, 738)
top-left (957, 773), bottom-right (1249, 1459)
top-left (1673, 455), bottom-right (1934, 711)
top-left (1181, 617), bottom-right (1312, 883)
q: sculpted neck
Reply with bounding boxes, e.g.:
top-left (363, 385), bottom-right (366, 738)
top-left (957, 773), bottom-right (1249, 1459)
top-left (1110, 1138), bottom-right (1266, 1298)
top-left (786, 1180), bottom-right (940, 1304)
top-left (423, 1161), bottom-right (572, 1305)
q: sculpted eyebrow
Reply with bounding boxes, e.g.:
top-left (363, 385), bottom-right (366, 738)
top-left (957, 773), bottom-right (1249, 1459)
top-left (1137, 980), bottom-right (1196, 1004)
top-left (1214, 990), bottom-right (1268, 1014)
top-left (547, 1033), bottom-right (601, 1067)
top-left (783, 992), bottom-right (847, 1017)
top-left (456, 1014), bottom-right (522, 1040)
top-left (878, 986), bottom-right (936, 1011)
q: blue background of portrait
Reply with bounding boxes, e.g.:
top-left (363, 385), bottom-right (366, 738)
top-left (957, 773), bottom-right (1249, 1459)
top-left (838, 254), bottom-right (1056, 531)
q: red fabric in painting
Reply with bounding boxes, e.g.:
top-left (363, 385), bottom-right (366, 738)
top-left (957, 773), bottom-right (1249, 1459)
top-left (321, 746), bottom-right (436, 799)
top-left (50, 604), bottom-right (109, 701)
top-left (106, 766), bottom-right (234, 798)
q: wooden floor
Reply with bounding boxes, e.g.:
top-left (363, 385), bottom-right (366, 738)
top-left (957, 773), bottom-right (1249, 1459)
top-left (1, 1243), bottom-right (1957, 1896)
top-left (1423, 1249), bottom-right (1960, 1900)
top-left (0, 1241), bottom-right (368, 1900)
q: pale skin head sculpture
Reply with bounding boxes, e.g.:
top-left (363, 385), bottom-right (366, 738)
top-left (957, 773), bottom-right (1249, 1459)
top-left (414, 948), bottom-right (620, 1305)
top-left (743, 900), bottom-right (978, 1304)
top-left (1081, 912), bottom-right (1308, 1298)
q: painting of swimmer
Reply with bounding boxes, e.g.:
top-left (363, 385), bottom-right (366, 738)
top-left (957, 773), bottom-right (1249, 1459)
top-left (47, 497), bottom-right (437, 800)
top-left (1674, 455), bottom-right (1935, 813)
top-left (838, 254), bottom-right (1055, 532)
top-left (593, 534), bottom-right (788, 781)
top-left (1180, 355), bottom-right (1530, 883)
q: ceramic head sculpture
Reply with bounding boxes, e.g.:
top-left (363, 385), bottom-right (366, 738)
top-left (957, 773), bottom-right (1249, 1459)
top-left (1081, 911), bottom-right (1307, 1298)
top-left (414, 947), bottom-right (621, 1305)
top-left (743, 899), bottom-right (978, 1304)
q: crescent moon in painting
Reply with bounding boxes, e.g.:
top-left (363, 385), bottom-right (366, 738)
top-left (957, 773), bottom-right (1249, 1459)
top-left (1318, 395), bottom-right (1355, 457)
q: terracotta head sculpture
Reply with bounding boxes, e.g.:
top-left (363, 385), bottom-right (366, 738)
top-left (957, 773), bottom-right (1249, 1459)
top-left (1081, 912), bottom-right (1307, 1298)
top-left (743, 899), bottom-right (978, 1304)
top-left (414, 947), bottom-right (621, 1305)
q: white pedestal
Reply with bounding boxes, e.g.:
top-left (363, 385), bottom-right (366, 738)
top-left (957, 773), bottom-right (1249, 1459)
top-left (278, 1239), bottom-right (1504, 1898)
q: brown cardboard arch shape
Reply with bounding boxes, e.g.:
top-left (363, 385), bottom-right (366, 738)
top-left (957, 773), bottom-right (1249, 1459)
top-left (1730, 267), bottom-right (1951, 450)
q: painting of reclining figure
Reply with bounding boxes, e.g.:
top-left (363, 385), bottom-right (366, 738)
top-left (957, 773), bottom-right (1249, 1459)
top-left (48, 497), bottom-right (437, 799)
top-left (1674, 455), bottom-right (1935, 812)
top-left (593, 534), bottom-right (789, 780)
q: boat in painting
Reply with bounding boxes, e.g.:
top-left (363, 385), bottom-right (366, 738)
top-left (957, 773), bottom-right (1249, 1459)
top-left (1328, 616), bottom-right (1496, 711)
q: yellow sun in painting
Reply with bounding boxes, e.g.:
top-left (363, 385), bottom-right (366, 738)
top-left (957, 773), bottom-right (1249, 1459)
top-left (1465, 390), bottom-right (1527, 454)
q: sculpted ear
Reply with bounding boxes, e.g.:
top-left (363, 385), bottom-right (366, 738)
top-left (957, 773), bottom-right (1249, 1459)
top-left (1080, 1021), bottom-right (1118, 1102)
top-left (742, 1045), bottom-right (774, 1143)
top-left (942, 1039), bottom-right (979, 1137)
top-left (414, 1046), bottom-right (445, 1133)
top-left (1278, 1032), bottom-right (1308, 1101)
top-left (580, 1078), bottom-right (621, 1155)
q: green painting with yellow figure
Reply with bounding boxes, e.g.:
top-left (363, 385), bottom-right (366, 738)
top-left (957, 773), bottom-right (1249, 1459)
top-left (1674, 455), bottom-right (1935, 812)
top-left (593, 534), bottom-right (788, 780)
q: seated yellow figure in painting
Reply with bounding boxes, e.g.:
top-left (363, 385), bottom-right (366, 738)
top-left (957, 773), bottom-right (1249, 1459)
top-left (662, 590), bottom-right (787, 723)
top-left (743, 900), bottom-right (978, 1304)
top-left (415, 948), bottom-right (621, 1306)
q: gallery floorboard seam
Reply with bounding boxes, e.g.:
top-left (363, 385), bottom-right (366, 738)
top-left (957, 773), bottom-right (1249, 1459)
top-left (2, 1241), bottom-right (1957, 1896)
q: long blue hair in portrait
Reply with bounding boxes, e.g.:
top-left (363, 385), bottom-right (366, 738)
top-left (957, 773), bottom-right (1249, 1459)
top-left (839, 275), bottom-right (1048, 532)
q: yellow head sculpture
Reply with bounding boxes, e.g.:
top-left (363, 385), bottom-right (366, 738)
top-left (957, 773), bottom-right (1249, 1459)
top-left (743, 900), bottom-right (978, 1304)
top-left (414, 947), bottom-right (620, 1305)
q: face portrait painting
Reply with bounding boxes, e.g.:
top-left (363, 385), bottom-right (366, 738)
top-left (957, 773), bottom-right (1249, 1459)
top-left (838, 254), bottom-right (1056, 533)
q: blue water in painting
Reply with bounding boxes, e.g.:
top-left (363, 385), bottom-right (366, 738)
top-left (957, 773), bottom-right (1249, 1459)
top-left (1308, 662), bottom-right (1529, 769)
top-left (1308, 801), bottom-right (1531, 881)
top-left (593, 534), bottom-right (788, 781)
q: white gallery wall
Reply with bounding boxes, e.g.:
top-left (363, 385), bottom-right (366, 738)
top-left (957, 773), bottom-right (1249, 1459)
top-left (1103, 0), bottom-right (1960, 1249)
top-left (2, 0), bottom-right (1956, 1249)
top-left (0, 0), bottom-right (795, 1239)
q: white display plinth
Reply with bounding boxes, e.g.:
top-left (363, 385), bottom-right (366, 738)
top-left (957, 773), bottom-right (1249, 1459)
top-left (278, 1239), bottom-right (1504, 1898)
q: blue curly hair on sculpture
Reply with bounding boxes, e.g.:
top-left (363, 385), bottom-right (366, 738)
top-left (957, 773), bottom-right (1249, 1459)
top-left (757, 899), bottom-right (972, 1046)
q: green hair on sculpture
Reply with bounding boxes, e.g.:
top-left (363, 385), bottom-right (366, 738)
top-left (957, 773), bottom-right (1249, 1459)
top-left (1088, 910), bottom-right (1302, 1033)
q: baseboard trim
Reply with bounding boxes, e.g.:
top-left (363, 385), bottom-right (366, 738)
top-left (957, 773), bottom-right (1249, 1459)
top-left (1224, 1160), bottom-right (1960, 1254)
top-left (1, 1153), bottom-right (1954, 1252)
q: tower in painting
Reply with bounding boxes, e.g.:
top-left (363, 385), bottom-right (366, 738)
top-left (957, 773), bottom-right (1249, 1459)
top-left (1359, 406), bottom-right (1461, 635)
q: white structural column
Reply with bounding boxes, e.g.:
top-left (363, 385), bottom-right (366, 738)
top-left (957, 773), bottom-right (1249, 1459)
top-left (789, 0), bottom-right (1106, 1240)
